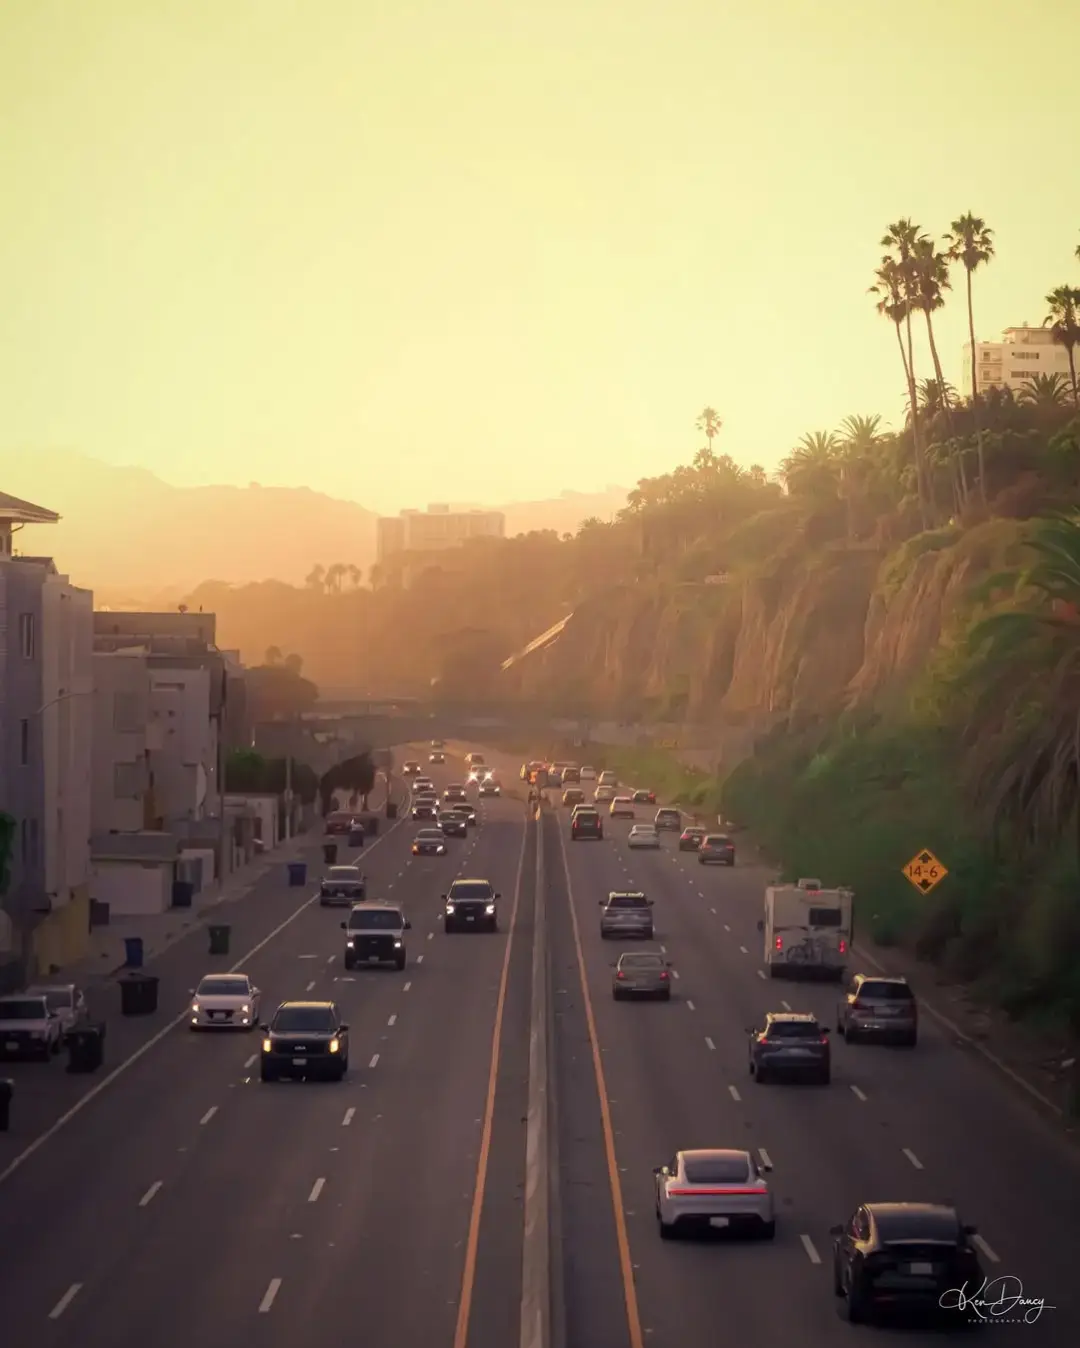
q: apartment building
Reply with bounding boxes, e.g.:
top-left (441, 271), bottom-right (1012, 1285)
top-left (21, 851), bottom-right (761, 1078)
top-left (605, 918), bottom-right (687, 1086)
top-left (0, 492), bottom-right (93, 986)
top-left (375, 503), bottom-right (505, 565)
top-left (962, 324), bottom-right (1075, 396)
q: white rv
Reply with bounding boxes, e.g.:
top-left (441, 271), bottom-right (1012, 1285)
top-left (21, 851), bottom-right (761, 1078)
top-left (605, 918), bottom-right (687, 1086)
top-left (759, 878), bottom-right (852, 981)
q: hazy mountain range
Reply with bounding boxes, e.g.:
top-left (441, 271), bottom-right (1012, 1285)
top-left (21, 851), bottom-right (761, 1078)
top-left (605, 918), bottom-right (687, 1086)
top-left (0, 448), bottom-right (628, 605)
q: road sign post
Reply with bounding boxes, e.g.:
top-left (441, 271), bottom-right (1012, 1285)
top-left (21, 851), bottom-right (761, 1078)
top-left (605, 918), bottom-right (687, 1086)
top-left (902, 849), bottom-right (948, 895)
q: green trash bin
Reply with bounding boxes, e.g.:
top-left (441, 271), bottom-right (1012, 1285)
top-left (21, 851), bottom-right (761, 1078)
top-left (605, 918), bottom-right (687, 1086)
top-left (208, 924), bottom-right (231, 957)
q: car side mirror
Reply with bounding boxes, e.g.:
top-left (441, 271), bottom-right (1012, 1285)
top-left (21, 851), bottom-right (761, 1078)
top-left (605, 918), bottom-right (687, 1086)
top-left (598, 900), bottom-right (605, 906)
top-left (441, 894), bottom-right (447, 901)
top-left (495, 893), bottom-right (501, 899)
top-left (404, 920), bottom-right (412, 930)
top-left (339, 1024), bottom-right (350, 1033)
top-left (756, 919), bottom-right (764, 932)
top-left (828, 1224), bottom-right (843, 1237)
top-left (760, 1161), bottom-right (773, 1172)
top-left (188, 988), bottom-right (195, 995)
top-left (962, 1224), bottom-right (978, 1236)
top-left (647, 900), bottom-right (654, 906)
top-left (821, 1026), bottom-right (831, 1034)
top-left (340, 921), bottom-right (347, 929)
top-left (259, 1023), bottom-right (269, 1033)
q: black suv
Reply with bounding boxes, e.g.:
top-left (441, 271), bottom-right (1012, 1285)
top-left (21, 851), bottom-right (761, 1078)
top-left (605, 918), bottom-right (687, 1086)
top-left (444, 878), bottom-right (500, 932)
top-left (571, 807), bottom-right (603, 840)
top-left (748, 1011), bottom-right (831, 1084)
top-left (260, 1001), bottom-right (349, 1081)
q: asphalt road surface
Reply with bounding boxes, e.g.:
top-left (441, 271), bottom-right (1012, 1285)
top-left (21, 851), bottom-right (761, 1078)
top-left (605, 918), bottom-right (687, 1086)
top-left (1, 744), bottom-right (1074, 1345)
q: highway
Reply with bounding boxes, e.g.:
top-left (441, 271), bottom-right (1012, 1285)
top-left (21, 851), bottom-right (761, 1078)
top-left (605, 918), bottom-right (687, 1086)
top-left (0, 743), bottom-right (1074, 1345)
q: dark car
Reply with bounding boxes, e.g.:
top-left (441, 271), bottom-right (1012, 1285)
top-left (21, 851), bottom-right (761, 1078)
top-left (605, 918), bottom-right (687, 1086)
top-left (324, 810), bottom-right (357, 836)
top-left (478, 778), bottom-right (501, 797)
top-left (838, 974), bottom-right (918, 1046)
top-left (654, 807), bottom-right (681, 831)
top-left (748, 1012), bottom-right (830, 1084)
top-left (260, 1001), bottom-right (349, 1081)
top-left (403, 761), bottom-right (421, 776)
top-left (831, 1203), bottom-right (983, 1326)
top-left (438, 810), bottom-right (468, 837)
top-left (412, 828), bottom-right (447, 856)
top-left (429, 750), bottom-right (446, 764)
top-left (571, 807), bottom-right (603, 840)
top-left (698, 833), bottom-right (735, 865)
top-left (561, 766), bottom-right (581, 784)
top-left (679, 827), bottom-right (707, 851)
top-left (450, 802), bottom-right (477, 827)
top-left (444, 878), bottom-right (500, 932)
top-left (443, 784), bottom-right (468, 802)
top-left (319, 864), bottom-right (367, 906)
top-left (341, 903), bottom-right (410, 970)
top-left (632, 789), bottom-right (657, 805)
top-left (411, 801), bottom-right (438, 821)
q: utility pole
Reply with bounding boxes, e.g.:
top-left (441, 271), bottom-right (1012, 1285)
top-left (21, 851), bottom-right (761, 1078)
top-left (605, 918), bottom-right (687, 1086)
top-left (284, 726), bottom-right (294, 842)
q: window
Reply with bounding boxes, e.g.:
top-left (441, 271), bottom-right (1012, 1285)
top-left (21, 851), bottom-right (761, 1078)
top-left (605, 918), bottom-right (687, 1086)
top-left (809, 906), bottom-right (843, 927)
top-left (857, 979), bottom-right (913, 1000)
top-left (767, 1021), bottom-right (822, 1039)
top-left (18, 612), bottom-right (35, 659)
top-left (1012, 350), bottom-right (1039, 360)
top-left (683, 1154), bottom-right (750, 1184)
top-left (20, 719), bottom-right (29, 765)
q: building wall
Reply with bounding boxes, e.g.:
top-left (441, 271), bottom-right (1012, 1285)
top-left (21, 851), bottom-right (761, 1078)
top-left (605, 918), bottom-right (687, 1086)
top-left (90, 859), bottom-right (171, 917)
top-left (149, 665), bottom-right (221, 827)
top-left (91, 650), bottom-right (153, 835)
top-left (962, 325), bottom-right (1075, 396)
top-left (93, 610), bottom-right (217, 647)
top-left (376, 506), bottom-right (505, 564)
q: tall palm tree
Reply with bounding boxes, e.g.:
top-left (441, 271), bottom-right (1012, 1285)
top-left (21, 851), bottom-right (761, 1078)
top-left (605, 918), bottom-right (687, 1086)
top-left (696, 407), bottom-right (723, 451)
top-left (911, 238), bottom-right (954, 425)
top-left (945, 213), bottom-right (995, 500)
top-left (1017, 371), bottom-right (1071, 409)
top-left (870, 250), bottom-right (928, 521)
top-left (961, 512), bottom-right (1080, 857)
top-left (305, 564), bottom-right (326, 592)
top-left (1044, 285), bottom-right (1080, 406)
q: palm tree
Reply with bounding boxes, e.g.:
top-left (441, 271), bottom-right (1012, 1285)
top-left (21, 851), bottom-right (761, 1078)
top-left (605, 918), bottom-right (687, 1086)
top-left (264, 645), bottom-right (283, 666)
top-left (780, 432), bottom-right (841, 499)
top-left (1044, 285), bottom-right (1080, 406)
top-left (945, 213), bottom-right (995, 500)
top-left (961, 512), bottom-right (1080, 858)
top-left (305, 564), bottom-right (326, 592)
top-left (870, 251), bottom-right (928, 521)
top-left (696, 407), bottom-right (723, 451)
top-left (324, 563), bottom-right (347, 593)
top-left (1017, 371), bottom-right (1071, 409)
top-left (911, 237), bottom-right (954, 422)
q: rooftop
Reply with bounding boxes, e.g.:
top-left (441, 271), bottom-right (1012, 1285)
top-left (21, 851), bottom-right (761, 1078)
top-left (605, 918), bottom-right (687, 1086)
top-left (0, 491), bottom-right (60, 525)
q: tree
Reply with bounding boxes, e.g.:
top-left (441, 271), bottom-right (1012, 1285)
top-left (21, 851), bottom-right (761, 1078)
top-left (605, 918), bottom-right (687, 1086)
top-left (305, 564), bottom-right (326, 592)
top-left (283, 652), bottom-right (303, 675)
top-left (880, 219), bottom-right (932, 520)
top-left (319, 752), bottom-right (377, 815)
top-left (264, 645), bottom-right (283, 666)
top-left (224, 749), bottom-right (319, 803)
top-left (696, 406), bottom-right (723, 452)
top-left (911, 237), bottom-right (954, 426)
top-left (1044, 285), bottom-right (1080, 407)
top-left (870, 255), bottom-right (928, 522)
top-left (946, 212), bottom-right (995, 500)
top-left (244, 663), bottom-right (319, 722)
top-left (780, 433), bottom-right (841, 499)
top-left (1018, 372), bottom-right (1071, 409)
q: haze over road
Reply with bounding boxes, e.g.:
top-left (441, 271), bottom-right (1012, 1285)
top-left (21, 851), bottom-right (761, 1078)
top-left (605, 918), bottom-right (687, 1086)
top-left (0, 746), bottom-right (1072, 1345)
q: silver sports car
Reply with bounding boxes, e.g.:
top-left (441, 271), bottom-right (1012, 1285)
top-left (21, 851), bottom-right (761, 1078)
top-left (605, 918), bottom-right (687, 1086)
top-left (654, 1148), bottom-right (775, 1239)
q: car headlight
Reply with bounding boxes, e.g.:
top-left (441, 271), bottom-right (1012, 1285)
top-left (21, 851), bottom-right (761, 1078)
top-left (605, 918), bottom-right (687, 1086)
top-left (241, 1004), bottom-right (250, 1014)
top-left (262, 1038), bottom-right (272, 1052)
top-left (485, 904), bottom-right (495, 914)
top-left (191, 1003), bottom-right (199, 1012)
top-left (346, 939), bottom-right (354, 947)
top-left (329, 1038), bottom-right (340, 1054)
top-left (393, 940), bottom-right (402, 947)
top-left (446, 904), bottom-right (455, 913)
top-left (438, 845), bottom-right (445, 853)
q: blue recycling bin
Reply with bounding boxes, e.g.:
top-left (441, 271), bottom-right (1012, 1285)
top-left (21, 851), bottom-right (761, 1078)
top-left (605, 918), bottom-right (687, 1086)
top-left (123, 936), bottom-right (144, 969)
top-left (287, 861), bottom-right (307, 887)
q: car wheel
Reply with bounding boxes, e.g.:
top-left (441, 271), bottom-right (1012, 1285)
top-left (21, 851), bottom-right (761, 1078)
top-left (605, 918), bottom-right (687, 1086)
top-left (660, 989), bottom-right (671, 1001)
top-left (657, 1215), bottom-right (675, 1240)
top-left (344, 958), bottom-right (355, 971)
top-left (819, 1069), bottom-right (831, 1085)
top-left (260, 1067), bottom-right (276, 1083)
top-left (336, 1061), bottom-right (348, 1080)
top-left (395, 954), bottom-right (407, 970)
top-left (833, 1257), bottom-right (844, 1297)
top-left (759, 1220), bottom-right (776, 1241)
top-left (444, 921), bottom-right (455, 934)
top-left (845, 1284), bottom-right (869, 1324)
top-left (902, 1032), bottom-right (918, 1048)
top-left (755, 1067), bottom-right (768, 1084)
top-left (748, 1059), bottom-right (755, 1076)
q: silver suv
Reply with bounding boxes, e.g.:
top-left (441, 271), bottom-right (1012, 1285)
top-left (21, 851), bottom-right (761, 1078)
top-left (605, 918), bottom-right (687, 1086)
top-left (0, 993), bottom-right (63, 1061)
top-left (599, 891), bottom-right (654, 940)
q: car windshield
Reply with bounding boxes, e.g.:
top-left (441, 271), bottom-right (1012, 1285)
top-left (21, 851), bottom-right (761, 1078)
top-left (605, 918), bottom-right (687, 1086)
top-left (608, 895), bottom-right (647, 908)
top-left (620, 955), bottom-right (664, 969)
top-left (0, 999), bottom-right (48, 1019)
top-left (576, 810), bottom-right (598, 820)
top-left (858, 981), bottom-right (914, 1000)
top-left (438, 813), bottom-right (460, 822)
top-left (328, 867), bottom-right (360, 880)
top-left (348, 909), bottom-right (402, 930)
top-left (632, 826), bottom-right (656, 834)
top-left (27, 987), bottom-right (74, 1011)
top-left (683, 828), bottom-right (704, 837)
top-left (272, 1006), bottom-right (337, 1032)
top-left (767, 1021), bottom-right (821, 1039)
top-left (446, 785), bottom-right (466, 793)
top-left (704, 835), bottom-right (731, 846)
top-left (451, 805), bottom-right (473, 815)
top-left (197, 978), bottom-right (250, 997)
top-left (416, 831), bottom-right (442, 840)
top-left (657, 810), bottom-right (679, 819)
top-left (449, 882), bottom-right (493, 899)
top-left (328, 812), bottom-right (353, 823)
top-left (683, 1154), bottom-right (750, 1184)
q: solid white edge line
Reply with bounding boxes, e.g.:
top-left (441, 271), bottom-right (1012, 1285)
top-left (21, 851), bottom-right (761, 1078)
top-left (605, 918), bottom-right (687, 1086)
top-left (48, 1283), bottom-right (83, 1319)
top-left (800, 1234), bottom-right (822, 1265)
top-left (258, 1277), bottom-right (282, 1312)
top-left (138, 1180), bottom-right (162, 1207)
top-left (0, 806), bottom-right (408, 1189)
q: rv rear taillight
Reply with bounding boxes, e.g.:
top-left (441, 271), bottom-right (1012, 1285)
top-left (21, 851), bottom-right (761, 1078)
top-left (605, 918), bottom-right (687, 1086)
top-left (839, 939), bottom-right (847, 954)
top-left (616, 971), bottom-right (625, 980)
top-left (775, 936), bottom-right (783, 950)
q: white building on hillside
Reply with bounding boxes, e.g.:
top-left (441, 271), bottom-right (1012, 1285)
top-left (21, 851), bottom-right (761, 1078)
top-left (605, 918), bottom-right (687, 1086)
top-left (962, 324), bottom-right (1075, 396)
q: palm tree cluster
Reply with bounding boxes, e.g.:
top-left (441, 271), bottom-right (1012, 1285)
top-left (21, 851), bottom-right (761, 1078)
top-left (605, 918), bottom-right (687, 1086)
top-left (304, 562), bottom-right (365, 592)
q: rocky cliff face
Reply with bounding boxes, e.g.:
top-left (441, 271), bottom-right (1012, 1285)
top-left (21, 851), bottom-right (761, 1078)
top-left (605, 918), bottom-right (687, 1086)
top-left (517, 520), bottom-right (1029, 726)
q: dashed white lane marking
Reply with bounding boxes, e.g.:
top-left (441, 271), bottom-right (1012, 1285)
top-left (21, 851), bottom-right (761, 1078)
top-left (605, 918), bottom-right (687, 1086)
top-left (417, 955), bottom-right (424, 964)
top-left (780, 1000), bottom-right (792, 1011)
top-left (258, 1278), bottom-right (282, 1313)
top-left (49, 1284), bottom-right (83, 1319)
top-left (138, 1181), bottom-right (162, 1207)
top-left (723, 923), bottom-right (731, 932)
top-left (326, 954), bottom-right (334, 964)
top-left (403, 981), bottom-right (412, 992)
top-left (710, 907), bottom-right (717, 915)
top-left (342, 1107), bottom-right (355, 1126)
top-left (308, 1177), bottom-right (325, 1203)
top-left (800, 1234), bottom-right (822, 1264)
top-left (973, 1234), bottom-right (1000, 1263)
top-left (200, 1106), bottom-right (217, 1125)
top-left (298, 954), bottom-right (318, 960)
top-left (756, 969), bottom-right (767, 980)
top-left (686, 1000), bottom-right (696, 1011)
top-left (244, 1053), bottom-right (258, 1069)
top-left (387, 1014), bottom-right (397, 1027)
top-left (305, 980), bottom-right (316, 992)
top-left (728, 1085), bottom-right (741, 1102)
top-left (427, 931), bottom-right (434, 940)
top-left (368, 1053), bottom-right (380, 1068)
top-left (902, 1148), bottom-right (924, 1170)
top-left (850, 1085), bottom-right (867, 1102)
top-left (705, 1036), bottom-right (716, 1051)
top-left (739, 945), bottom-right (748, 954)
top-left (758, 1148), bottom-right (773, 1169)
top-left (670, 969), bottom-right (680, 979)
top-left (659, 944), bottom-right (667, 953)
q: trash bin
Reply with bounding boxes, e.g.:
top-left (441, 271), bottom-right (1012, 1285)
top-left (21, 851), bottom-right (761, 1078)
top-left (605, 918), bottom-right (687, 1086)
top-left (123, 936), bottom-right (144, 969)
top-left (208, 924), bottom-right (231, 957)
top-left (67, 1022), bottom-right (105, 1073)
top-left (323, 842), bottom-right (338, 865)
top-left (287, 860), bottom-right (307, 887)
top-left (363, 816), bottom-right (379, 837)
top-left (347, 829), bottom-right (365, 848)
top-left (0, 1079), bottom-right (12, 1132)
top-left (171, 880), bottom-right (194, 909)
top-left (386, 801), bottom-right (398, 820)
top-left (120, 973), bottom-right (159, 1017)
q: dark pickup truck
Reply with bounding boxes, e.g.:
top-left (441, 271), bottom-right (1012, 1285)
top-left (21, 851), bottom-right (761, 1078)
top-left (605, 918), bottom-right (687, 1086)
top-left (443, 878), bottom-right (501, 933)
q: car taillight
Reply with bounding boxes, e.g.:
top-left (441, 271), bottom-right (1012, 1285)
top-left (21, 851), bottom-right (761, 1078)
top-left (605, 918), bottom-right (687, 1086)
top-left (616, 971), bottom-right (625, 979)
top-left (775, 936), bottom-right (783, 950)
top-left (659, 971), bottom-right (668, 980)
top-left (839, 938), bottom-right (847, 954)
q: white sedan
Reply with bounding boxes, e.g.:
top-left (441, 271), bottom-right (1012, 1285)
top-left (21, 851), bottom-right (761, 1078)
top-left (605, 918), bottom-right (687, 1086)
top-left (593, 784), bottom-right (616, 803)
top-left (654, 1148), bottom-right (775, 1240)
top-left (627, 824), bottom-right (661, 849)
top-left (189, 973), bottom-right (261, 1031)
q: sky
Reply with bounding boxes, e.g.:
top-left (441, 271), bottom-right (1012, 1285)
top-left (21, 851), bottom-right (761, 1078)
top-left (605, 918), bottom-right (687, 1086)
top-left (2, 0), bottom-right (1079, 514)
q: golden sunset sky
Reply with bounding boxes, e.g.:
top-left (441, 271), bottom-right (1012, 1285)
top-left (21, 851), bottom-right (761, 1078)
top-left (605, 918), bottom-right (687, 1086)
top-left (2, 0), bottom-right (1078, 512)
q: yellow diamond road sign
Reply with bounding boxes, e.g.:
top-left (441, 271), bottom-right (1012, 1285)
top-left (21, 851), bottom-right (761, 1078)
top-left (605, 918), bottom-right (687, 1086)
top-left (903, 849), bottom-right (948, 894)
